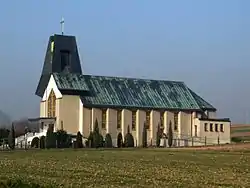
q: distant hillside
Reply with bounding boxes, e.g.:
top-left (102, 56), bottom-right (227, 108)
top-left (0, 110), bottom-right (11, 128)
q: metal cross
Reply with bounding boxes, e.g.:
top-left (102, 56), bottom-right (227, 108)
top-left (60, 17), bottom-right (65, 35)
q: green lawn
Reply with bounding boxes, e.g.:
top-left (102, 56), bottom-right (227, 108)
top-left (0, 148), bottom-right (249, 187)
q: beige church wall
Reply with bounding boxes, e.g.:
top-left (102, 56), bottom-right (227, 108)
top-left (136, 110), bottom-right (146, 146)
top-left (107, 108), bottom-right (117, 143)
top-left (101, 129), bottom-right (107, 137)
top-left (57, 95), bottom-right (80, 134)
top-left (91, 108), bottom-right (102, 131)
top-left (82, 107), bottom-right (91, 138)
top-left (132, 130), bottom-right (136, 146)
top-left (207, 111), bottom-right (216, 119)
top-left (150, 110), bottom-right (160, 146)
top-left (122, 109), bottom-right (132, 139)
top-left (190, 118), bottom-right (202, 146)
top-left (164, 111), bottom-right (174, 135)
top-left (199, 120), bottom-right (231, 145)
top-left (40, 101), bottom-right (46, 117)
top-left (55, 99), bottom-right (61, 130)
top-left (179, 112), bottom-right (192, 139)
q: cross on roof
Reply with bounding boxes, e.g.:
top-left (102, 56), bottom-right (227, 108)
top-left (60, 17), bottom-right (65, 35)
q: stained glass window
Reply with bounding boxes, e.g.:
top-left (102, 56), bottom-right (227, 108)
top-left (145, 111), bottom-right (150, 129)
top-left (102, 109), bottom-right (107, 129)
top-left (47, 90), bottom-right (56, 117)
top-left (132, 110), bottom-right (136, 130)
top-left (117, 109), bottom-right (122, 129)
top-left (174, 112), bottom-right (178, 131)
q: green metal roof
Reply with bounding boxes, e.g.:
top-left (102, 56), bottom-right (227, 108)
top-left (53, 73), bottom-right (216, 111)
top-left (53, 73), bottom-right (89, 91)
top-left (188, 88), bottom-right (215, 110)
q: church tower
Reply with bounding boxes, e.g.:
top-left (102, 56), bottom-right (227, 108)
top-left (35, 34), bottom-right (82, 97)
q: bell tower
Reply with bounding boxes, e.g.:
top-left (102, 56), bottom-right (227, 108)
top-left (35, 33), bottom-right (82, 97)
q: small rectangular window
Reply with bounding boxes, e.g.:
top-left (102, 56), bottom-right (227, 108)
top-left (204, 123), bottom-right (208, 132)
top-left (210, 123), bottom-right (213, 132)
top-left (220, 124), bottom-right (224, 132)
top-left (215, 124), bottom-right (218, 132)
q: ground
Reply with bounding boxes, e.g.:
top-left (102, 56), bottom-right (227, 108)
top-left (0, 146), bottom-right (250, 187)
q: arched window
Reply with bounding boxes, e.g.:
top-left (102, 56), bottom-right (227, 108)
top-left (47, 90), bottom-right (56, 117)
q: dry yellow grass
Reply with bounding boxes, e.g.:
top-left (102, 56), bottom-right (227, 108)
top-left (0, 148), bottom-right (249, 187)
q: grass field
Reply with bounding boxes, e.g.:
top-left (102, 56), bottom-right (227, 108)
top-left (0, 148), bottom-right (249, 187)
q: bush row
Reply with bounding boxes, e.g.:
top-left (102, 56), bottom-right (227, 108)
top-left (29, 119), bottom-right (174, 149)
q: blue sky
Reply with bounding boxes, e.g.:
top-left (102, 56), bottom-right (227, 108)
top-left (0, 0), bottom-right (249, 123)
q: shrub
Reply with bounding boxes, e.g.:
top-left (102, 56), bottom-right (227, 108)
top-left (99, 134), bottom-right (104, 147)
top-left (39, 136), bottom-right (45, 149)
top-left (31, 137), bottom-right (39, 148)
top-left (168, 120), bottom-right (173, 147)
top-left (76, 131), bottom-right (83, 148)
top-left (46, 125), bottom-right (56, 149)
top-left (87, 132), bottom-right (94, 148)
top-left (142, 122), bottom-right (147, 148)
top-left (117, 133), bottom-right (123, 148)
top-left (93, 119), bottom-right (101, 148)
top-left (56, 130), bottom-right (70, 148)
top-left (104, 133), bottom-right (113, 148)
top-left (124, 125), bottom-right (134, 147)
top-left (8, 124), bottom-right (15, 150)
top-left (156, 123), bottom-right (161, 147)
top-left (231, 137), bottom-right (242, 143)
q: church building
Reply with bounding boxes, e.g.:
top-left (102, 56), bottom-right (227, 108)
top-left (35, 33), bottom-right (231, 147)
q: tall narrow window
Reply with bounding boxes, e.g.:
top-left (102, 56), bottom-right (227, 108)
top-left (145, 111), bottom-right (150, 130)
top-left (194, 125), bottom-right (198, 137)
top-left (215, 124), bottom-right (218, 132)
top-left (132, 110), bottom-right (136, 130)
top-left (160, 111), bottom-right (164, 128)
top-left (174, 112), bottom-right (178, 131)
top-left (102, 109), bottom-right (107, 129)
top-left (47, 90), bottom-right (56, 117)
top-left (117, 109), bottom-right (122, 129)
top-left (60, 50), bottom-right (71, 72)
top-left (220, 124), bottom-right (224, 132)
top-left (210, 123), bottom-right (213, 132)
top-left (204, 123), bottom-right (208, 132)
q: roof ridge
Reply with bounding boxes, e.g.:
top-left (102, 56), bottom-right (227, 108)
top-left (54, 72), bottom-right (185, 83)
